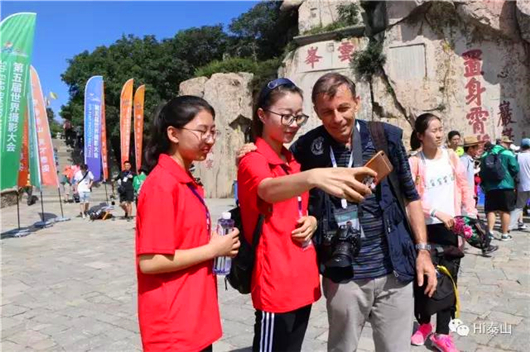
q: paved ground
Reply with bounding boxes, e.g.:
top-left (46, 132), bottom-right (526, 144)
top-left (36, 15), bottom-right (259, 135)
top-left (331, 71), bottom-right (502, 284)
top-left (1, 185), bottom-right (529, 351)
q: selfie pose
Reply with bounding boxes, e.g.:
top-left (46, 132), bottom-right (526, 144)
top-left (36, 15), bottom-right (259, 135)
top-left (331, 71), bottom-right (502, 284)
top-left (238, 78), bottom-right (376, 352)
top-left (238, 73), bottom-right (435, 352)
top-left (136, 96), bottom-right (240, 352)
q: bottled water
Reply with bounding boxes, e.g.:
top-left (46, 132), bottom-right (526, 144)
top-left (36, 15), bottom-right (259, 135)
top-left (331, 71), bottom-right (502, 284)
top-left (213, 212), bottom-right (234, 275)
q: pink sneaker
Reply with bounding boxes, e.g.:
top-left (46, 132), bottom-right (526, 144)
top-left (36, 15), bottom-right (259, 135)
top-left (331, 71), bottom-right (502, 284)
top-left (411, 323), bottom-right (432, 346)
top-left (430, 333), bottom-right (459, 352)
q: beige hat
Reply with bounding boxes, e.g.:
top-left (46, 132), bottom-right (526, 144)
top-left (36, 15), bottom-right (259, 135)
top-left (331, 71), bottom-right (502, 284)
top-left (463, 135), bottom-right (481, 147)
top-left (500, 135), bottom-right (513, 144)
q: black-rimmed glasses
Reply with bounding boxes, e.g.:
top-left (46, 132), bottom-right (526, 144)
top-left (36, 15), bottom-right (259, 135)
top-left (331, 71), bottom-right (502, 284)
top-left (265, 110), bottom-right (309, 127)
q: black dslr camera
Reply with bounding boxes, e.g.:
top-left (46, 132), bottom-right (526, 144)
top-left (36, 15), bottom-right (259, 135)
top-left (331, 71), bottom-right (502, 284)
top-left (321, 223), bottom-right (362, 283)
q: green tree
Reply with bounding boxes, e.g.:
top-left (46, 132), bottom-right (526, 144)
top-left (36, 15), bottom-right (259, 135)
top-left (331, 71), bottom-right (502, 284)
top-left (46, 107), bottom-right (62, 137)
top-left (228, 1), bottom-right (297, 61)
top-left (60, 2), bottom-right (297, 166)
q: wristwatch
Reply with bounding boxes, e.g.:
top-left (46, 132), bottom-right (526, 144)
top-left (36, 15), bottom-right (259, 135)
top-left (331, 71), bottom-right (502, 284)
top-left (415, 243), bottom-right (431, 252)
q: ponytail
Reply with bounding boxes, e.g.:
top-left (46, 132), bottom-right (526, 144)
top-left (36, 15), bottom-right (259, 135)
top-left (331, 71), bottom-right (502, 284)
top-left (410, 130), bottom-right (421, 151)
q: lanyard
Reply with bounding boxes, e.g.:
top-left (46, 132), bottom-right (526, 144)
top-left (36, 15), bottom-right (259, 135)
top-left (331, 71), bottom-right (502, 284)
top-left (187, 184), bottom-right (211, 234)
top-left (329, 122), bottom-right (363, 209)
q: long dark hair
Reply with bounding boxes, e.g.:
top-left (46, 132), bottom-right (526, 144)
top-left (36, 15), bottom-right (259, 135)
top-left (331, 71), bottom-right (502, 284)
top-left (252, 78), bottom-right (303, 141)
top-left (410, 113), bottom-right (441, 150)
top-left (144, 96), bottom-right (215, 173)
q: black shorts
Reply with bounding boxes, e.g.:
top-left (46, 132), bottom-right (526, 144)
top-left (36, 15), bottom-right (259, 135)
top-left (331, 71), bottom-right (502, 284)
top-left (485, 189), bottom-right (516, 213)
top-left (120, 190), bottom-right (134, 203)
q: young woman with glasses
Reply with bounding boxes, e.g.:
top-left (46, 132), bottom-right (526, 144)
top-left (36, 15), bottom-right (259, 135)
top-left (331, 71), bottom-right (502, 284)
top-left (136, 96), bottom-right (240, 352)
top-left (237, 78), bottom-right (375, 352)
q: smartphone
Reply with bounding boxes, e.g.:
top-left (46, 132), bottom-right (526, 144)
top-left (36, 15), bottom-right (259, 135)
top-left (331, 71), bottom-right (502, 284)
top-left (355, 151), bottom-right (393, 186)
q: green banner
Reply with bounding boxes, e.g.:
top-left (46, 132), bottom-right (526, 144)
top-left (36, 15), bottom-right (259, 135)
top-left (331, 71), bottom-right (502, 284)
top-left (0, 13), bottom-right (37, 190)
top-left (27, 93), bottom-right (40, 189)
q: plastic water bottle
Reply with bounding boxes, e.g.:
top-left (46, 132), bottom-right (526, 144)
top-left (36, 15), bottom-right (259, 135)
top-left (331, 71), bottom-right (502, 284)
top-left (213, 212), bottom-right (234, 275)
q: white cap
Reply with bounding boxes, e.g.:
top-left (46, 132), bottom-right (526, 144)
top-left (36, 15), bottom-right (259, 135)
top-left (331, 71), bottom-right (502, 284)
top-left (221, 212), bottom-right (231, 220)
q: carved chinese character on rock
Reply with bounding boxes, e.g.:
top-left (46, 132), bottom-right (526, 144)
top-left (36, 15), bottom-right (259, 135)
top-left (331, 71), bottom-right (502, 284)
top-left (305, 46), bottom-right (322, 69)
top-left (466, 107), bottom-right (489, 134)
top-left (337, 41), bottom-right (355, 62)
top-left (477, 134), bottom-right (491, 143)
top-left (205, 159), bottom-right (214, 170)
top-left (497, 100), bottom-right (515, 127)
top-left (462, 49), bottom-right (484, 77)
top-left (465, 78), bottom-right (486, 106)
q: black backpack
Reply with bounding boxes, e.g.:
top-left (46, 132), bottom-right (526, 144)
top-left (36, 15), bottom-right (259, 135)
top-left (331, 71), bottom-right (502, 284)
top-left (226, 207), bottom-right (264, 294)
top-left (481, 151), bottom-right (505, 183)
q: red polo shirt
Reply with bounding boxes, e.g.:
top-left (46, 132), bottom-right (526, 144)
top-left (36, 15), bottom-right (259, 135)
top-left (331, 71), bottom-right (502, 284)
top-left (237, 138), bottom-right (321, 313)
top-left (136, 154), bottom-right (221, 352)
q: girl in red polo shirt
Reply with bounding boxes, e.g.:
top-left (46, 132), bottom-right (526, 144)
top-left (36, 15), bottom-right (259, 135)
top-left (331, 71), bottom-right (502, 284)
top-left (238, 79), bottom-right (375, 352)
top-left (136, 96), bottom-right (240, 352)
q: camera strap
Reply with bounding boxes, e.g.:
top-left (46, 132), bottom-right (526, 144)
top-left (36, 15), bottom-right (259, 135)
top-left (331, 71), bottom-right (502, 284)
top-left (329, 123), bottom-right (364, 238)
top-left (329, 122), bottom-right (363, 209)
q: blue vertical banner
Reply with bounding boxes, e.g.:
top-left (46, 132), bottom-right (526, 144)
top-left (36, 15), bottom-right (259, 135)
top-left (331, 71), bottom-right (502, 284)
top-left (84, 76), bottom-right (103, 181)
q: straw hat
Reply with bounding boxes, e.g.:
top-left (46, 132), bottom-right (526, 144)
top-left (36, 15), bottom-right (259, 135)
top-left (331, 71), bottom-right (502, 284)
top-left (500, 135), bottom-right (513, 144)
top-left (463, 135), bottom-right (481, 147)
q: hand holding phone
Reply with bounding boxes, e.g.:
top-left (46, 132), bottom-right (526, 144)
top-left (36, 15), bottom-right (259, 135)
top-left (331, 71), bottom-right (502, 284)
top-left (355, 151), bottom-right (393, 186)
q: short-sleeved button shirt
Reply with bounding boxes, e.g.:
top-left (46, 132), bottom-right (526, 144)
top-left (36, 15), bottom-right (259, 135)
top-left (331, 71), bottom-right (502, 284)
top-left (136, 154), bottom-right (221, 352)
top-left (238, 138), bottom-right (321, 313)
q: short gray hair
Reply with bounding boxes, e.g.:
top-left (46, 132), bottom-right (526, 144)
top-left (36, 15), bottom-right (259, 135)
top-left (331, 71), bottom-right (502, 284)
top-left (311, 73), bottom-right (357, 104)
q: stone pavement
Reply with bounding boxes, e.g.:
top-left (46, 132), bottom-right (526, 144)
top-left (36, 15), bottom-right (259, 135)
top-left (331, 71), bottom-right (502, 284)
top-left (1, 185), bottom-right (529, 351)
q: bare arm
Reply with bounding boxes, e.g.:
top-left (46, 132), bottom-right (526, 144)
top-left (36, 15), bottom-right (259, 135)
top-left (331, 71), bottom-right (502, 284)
top-left (257, 170), bottom-right (317, 203)
top-left (139, 230), bottom-right (240, 275)
top-left (257, 167), bottom-right (376, 204)
top-left (139, 246), bottom-right (216, 274)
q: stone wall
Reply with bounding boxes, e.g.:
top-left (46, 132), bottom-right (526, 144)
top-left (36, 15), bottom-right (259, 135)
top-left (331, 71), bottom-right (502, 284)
top-left (179, 73), bottom-right (254, 198)
top-left (297, 0), bottom-right (362, 34)
top-left (280, 37), bottom-right (373, 137)
top-left (281, 0), bottom-right (530, 145)
top-left (178, 0), bottom-right (530, 198)
top-left (376, 1), bottom-right (530, 143)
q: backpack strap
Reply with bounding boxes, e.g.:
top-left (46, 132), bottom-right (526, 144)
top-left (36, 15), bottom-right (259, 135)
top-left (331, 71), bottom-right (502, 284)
top-left (367, 121), bottom-right (409, 222)
top-left (252, 215), bottom-right (264, 249)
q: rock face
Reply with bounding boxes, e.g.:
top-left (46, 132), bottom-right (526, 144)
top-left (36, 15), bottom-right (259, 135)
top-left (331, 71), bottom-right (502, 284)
top-left (179, 73), bottom-right (253, 198)
top-left (456, 0), bottom-right (521, 40)
top-left (179, 1), bottom-right (530, 198)
top-left (282, 0), bottom-right (530, 146)
top-left (516, 0), bottom-right (530, 43)
top-left (179, 76), bottom-right (208, 97)
top-left (297, 0), bottom-right (362, 34)
top-left (379, 1), bottom-right (530, 144)
top-left (280, 37), bottom-right (372, 137)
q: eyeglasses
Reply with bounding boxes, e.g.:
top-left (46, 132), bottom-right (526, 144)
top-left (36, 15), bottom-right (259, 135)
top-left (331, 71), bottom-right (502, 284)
top-left (265, 110), bottom-right (309, 127)
top-left (181, 127), bottom-right (220, 141)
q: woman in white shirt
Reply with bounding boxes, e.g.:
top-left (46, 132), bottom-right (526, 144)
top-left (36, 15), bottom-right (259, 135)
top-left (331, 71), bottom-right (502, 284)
top-left (408, 114), bottom-right (477, 352)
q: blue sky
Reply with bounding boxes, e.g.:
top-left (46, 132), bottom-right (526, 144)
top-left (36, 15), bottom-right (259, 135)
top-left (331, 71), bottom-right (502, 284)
top-left (2, 1), bottom-right (258, 120)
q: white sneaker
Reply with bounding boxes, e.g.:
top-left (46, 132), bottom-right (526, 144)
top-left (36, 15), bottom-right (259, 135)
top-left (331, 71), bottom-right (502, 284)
top-left (500, 233), bottom-right (513, 241)
top-left (518, 223), bottom-right (527, 230)
top-left (82, 213), bottom-right (86, 219)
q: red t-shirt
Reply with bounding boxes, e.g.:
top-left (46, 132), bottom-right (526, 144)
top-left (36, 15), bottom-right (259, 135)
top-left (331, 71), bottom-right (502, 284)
top-left (136, 154), bottom-right (221, 352)
top-left (237, 138), bottom-right (321, 313)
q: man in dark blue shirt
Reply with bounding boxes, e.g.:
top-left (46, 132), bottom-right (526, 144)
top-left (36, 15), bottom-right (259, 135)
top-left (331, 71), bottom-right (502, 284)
top-left (237, 73), bottom-right (436, 352)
